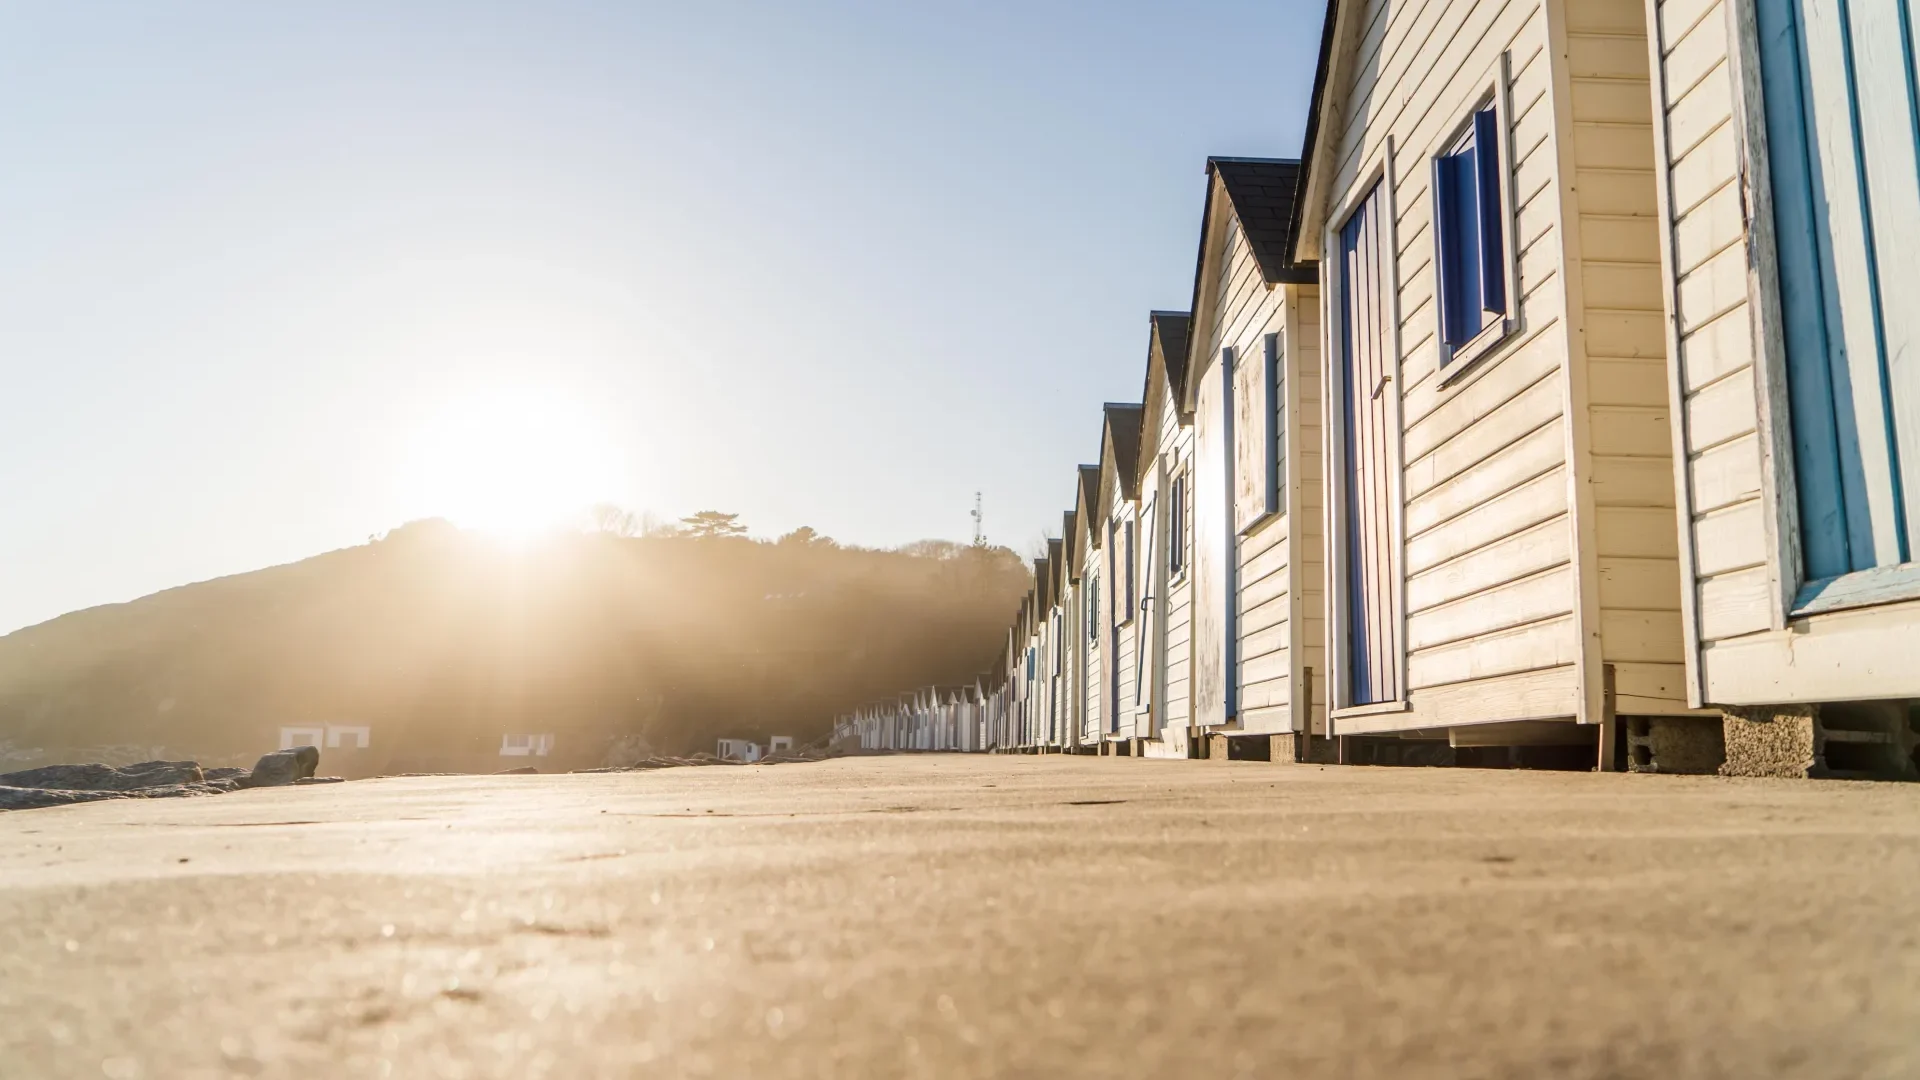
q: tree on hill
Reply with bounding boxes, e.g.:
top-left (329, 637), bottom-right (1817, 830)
top-left (778, 526), bottom-right (832, 547)
top-left (586, 503), bottom-right (642, 537)
top-left (680, 511), bottom-right (746, 539)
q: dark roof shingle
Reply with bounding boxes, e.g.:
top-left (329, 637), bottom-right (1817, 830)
top-left (1209, 157), bottom-right (1315, 285)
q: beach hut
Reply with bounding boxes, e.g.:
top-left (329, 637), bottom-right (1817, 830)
top-left (1290, 0), bottom-right (1697, 761)
top-left (1131, 312), bottom-right (1202, 758)
top-left (1174, 157), bottom-right (1329, 760)
top-left (1071, 465), bottom-right (1106, 750)
top-left (1638, 0), bottom-right (1920, 776)
top-left (1054, 516), bottom-right (1082, 751)
top-left (1096, 403), bottom-right (1147, 752)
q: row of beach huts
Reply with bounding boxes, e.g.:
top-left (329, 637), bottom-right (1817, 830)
top-left (839, 0), bottom-right (1920, 778)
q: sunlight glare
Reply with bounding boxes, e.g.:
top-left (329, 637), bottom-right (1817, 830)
top-left (403, 388), bottom-right (626, 541)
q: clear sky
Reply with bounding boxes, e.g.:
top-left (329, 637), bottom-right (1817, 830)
top-left (0, 0), bottom-right (1322, 635)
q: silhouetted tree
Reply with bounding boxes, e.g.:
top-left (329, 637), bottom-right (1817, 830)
top-left (586, 503), bottom-right (642, 537)
top-left (681, 511), bottom-right (747, 539)
top-left (779, 526), bottom-right (832, 547)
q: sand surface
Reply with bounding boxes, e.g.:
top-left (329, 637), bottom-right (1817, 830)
top-left (4, 755), bottom-right (1919, 1078)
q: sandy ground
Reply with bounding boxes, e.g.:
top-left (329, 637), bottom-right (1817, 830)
top-left (3, 755), bottom-right (1919, 1079)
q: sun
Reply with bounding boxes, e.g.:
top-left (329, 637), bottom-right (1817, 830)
top-left (402, 388), bottom-right (625, 541)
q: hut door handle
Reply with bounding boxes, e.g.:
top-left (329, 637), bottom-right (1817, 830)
top-left (1371, 374), bottom-right (1391, 401)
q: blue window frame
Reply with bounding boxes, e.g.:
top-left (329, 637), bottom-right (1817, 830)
top-left (1434, 106), bottom-right (1509, 361)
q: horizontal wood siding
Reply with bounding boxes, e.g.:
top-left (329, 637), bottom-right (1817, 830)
top-left (1207, 221), bottom-right (1297, 733)
top-left (1652, 0), bottom-right (1773, 659)
top-left (1571, 0), bottom-right (1691, 711)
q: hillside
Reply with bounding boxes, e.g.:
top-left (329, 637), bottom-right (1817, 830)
top-left (0, 520), bottom-right (1030, 772)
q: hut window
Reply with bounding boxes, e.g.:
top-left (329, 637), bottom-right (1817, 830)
top-left (1433, 104), bottom-right (1512, 364)
top-left (1122, 518), bottom-right (1136, 622)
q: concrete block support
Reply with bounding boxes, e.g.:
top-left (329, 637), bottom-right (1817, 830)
top-left (1206, 734), bottom-right (1278, 761)
top-left (1722, 702), bottom-right (1919, 780)
top-left (1626, 716), bottom-right (1726, 775)
top-left (1268, 733), bottom-right (1339, 764)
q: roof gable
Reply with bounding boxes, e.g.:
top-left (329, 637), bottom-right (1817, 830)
top-left (1149, 311), bottom-right (1193, 418)
top-left (1210, 158), bottom-right (1315, 286)
top-left (1102, 403), bottom-right (1146, 502)
top-left (1074, 464), bottom-right (1103, 550)
top-left (1293, 0), bottom-right (1359, 264)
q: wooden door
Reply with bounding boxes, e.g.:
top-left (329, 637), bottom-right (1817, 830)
top-left (1759, 0), bottom-right (1920, 587)
top-left (1191, 356), bottom-right (1238, 725)
top-left (1135, 494), bottom-right (1160, 732)
top-left (1337, 183), bottom-right (1401, 705)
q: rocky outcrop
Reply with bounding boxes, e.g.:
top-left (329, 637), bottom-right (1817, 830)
top-left (0, 760), bottom-right (205, 791)
top-left (241, 746), bottom-right (319, 788)
top-left (0, 746), bottom-right (335, 811)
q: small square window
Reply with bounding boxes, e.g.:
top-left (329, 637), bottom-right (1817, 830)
top-left (1434, 105), bottom-right (1511, 364)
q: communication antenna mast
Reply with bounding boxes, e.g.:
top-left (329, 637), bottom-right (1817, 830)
top-left (970, 491), bottom-right (985, 546)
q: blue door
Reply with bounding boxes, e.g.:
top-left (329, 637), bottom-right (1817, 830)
top-left (1758, 0), bottom-right (1920, 592)
top-left (1339, 183), bottom-right (1401, 704)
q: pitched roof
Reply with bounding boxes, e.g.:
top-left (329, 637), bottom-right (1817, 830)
top-left (1046, 538), bottom-right (1064, 593)
top-left (1290, 0), bottom-right (1346, 264)
top-left (1148, 310), bottom-right (1193, 421)
top-left (1060, 512), bottom-right (1079, 576)
top-left (1103, 403), bottom-right (1146, 501)
top-left (1075, 464), bottom-right (1104, 545)
top-left (1208, 157), bottom-right (1315, 285)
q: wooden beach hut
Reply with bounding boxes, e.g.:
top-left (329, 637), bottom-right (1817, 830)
top-left (1290, 0), bottom-right (1699, 761)
top-left (1180, 157), bottom-right (1330, 760)
top-left (1640, 0), bottom-right (1920, 776)
top-left (1072, 465), bottom-right (1106, 750)
top-left (1096, 403), bottom-right (1147, 752)
top-left (1132, 312), bottom-right (1202, 758)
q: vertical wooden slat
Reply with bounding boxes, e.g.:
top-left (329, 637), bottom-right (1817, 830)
top-left (1338, 183), bottom-right (1402, 706)
top-left (1755, 0), bottom-right (1851, 579)
top-left (1847, 0), bottom-right (1920, 545)
top-left (1366, 195), bottom-right (1398, 700)
top-left (1341, 204), bottom-right (1371, 703)
top-left (1799, 0), bottom-right (1904, 566)
top-left (1221, 351), bottom-right (1240, 719)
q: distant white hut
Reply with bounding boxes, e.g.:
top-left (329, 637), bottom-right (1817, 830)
top-left (716, 738), bottom-right (762, 762)
top-left (499, 733), bottom-right (554, 758)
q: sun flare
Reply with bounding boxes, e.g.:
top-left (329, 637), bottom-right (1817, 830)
top-left (402, 389), bottom-right (625, 541)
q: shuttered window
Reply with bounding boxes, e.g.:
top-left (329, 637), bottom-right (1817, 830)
top-left (1122, 518), bottom-right (1136, 622)
top-left (1434, 107), bottom-right (1509, 361)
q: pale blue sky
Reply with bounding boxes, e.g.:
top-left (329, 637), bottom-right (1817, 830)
top-left (0, 0), bottom-right (1321, 634)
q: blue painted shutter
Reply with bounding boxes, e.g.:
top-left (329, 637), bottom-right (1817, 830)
top-left (1473, 108), bottom-right (1506, 316)
top-left (1264, 332), bottom-right (1283, 514)
top-left (1220, 349), bottom-right (1239, 718)
top-left (1435, 152), bottom-right (1478, 348)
